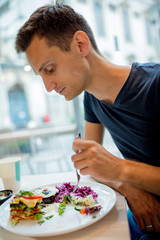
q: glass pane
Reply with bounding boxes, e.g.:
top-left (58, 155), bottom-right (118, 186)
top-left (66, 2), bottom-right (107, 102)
top-left (122, 9), bottom-right (132, 42)
top-left (145, 17), bottom-right (152, 45)
top-left (93, 1), bottom-right (106, 37)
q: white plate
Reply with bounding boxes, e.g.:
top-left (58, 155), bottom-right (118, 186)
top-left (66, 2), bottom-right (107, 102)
top-left (0, 182), bottom-right (116, 237)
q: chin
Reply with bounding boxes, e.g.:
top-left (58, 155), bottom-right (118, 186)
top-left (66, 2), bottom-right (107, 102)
top-left (64, 93), bottom-right (78, 101)
top-left (64, 94), bottom-right (73, 101)
top-left (64, 88), bottom-right (83, 101)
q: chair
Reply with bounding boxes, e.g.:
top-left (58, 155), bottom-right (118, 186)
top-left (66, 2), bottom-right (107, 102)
top-left (29, 133), bottom-right (71, 174)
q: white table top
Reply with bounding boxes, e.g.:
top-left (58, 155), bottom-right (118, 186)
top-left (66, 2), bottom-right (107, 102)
top-left (0, 172), bottom-right (130, 240)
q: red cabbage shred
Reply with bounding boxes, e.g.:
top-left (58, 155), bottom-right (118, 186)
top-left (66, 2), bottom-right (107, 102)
top-left (55, 182), bottom-right (98, 203)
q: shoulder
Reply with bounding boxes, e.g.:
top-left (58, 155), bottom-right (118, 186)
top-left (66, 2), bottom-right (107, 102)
top-left (84, 91), bottom-right (97, 104)
top-left (84, 91), bottom-right (93, 99)
top-left (132, 62), bottom-right (160, 78)
top-left (130, 62), bottom-right (160, 90)
top-left (134, 62), bottom-right (160, 115)
top-left (84, 91), bottom-right (96, 111)
top-left (83, 91), bottom-right (101, 123)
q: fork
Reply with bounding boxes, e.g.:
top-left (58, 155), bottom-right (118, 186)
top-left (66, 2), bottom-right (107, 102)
top-left (73, 132), bottom-right (81, 192)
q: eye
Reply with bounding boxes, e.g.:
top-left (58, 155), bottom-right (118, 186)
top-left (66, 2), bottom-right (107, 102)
top-left (45, 65), bottom-right (55, 74)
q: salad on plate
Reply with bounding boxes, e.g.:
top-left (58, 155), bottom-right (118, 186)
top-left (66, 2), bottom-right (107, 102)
top-left (9, 182), bottom-right (102, 226)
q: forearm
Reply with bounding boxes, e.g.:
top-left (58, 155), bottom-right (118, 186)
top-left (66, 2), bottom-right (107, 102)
top-left (83, 121), bottom-right (160, 196)
top-left (94, 157), bottom-right (160, 196)
top-left (119, 159), bottom-right (160, 196)
top-left (94, 178), bottom-right (121, 192)
top-left (94, 178), bottom-right (134, 199)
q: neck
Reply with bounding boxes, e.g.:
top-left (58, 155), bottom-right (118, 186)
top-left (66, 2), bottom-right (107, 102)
top-left (86, 50), bottom-right (131, 104)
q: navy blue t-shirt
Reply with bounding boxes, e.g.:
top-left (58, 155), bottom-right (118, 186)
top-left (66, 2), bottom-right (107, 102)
top-left (84, 62), bottom-right (160, 166)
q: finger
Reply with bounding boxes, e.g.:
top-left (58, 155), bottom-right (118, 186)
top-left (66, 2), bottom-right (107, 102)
top-left (72, 139), bottom-right (95, 152)
top-left (71, 151), bottom-right (87, 162)
top-left (74, 159), bottom-right (89, 170)
top-left (152, 214), bottom-right (160, 232)
top-left (143, 215), bottom-right (153, 232)
top-left (80, 167), bottom-right (90, 176)
top-left (72, 139), bottom-right (86, 152)
top-left (145, 225), bottom-right (154, 232)
top-left (135, 217), bottom-right (145, 230)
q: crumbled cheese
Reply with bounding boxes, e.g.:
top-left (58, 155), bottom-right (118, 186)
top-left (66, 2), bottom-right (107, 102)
top-left (72, 194), bottom-right (96, 207)
top-left (43, 203), bottom-right (59, 214)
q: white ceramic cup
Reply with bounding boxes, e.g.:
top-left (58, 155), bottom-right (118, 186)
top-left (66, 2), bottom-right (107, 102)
top-left (0, 156), bottom-right (21, 192)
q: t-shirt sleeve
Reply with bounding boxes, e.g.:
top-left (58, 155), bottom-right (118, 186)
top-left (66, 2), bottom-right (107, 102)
top-left (155, 74), bottom-right (160, 117)
top-left (83, 91), bottom-right (100, 123)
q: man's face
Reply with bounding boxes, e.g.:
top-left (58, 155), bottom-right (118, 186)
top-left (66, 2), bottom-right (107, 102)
top-left (26, 34), bottom-right (90, 101)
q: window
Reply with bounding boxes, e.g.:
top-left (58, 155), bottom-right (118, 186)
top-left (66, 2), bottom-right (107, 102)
top-left (8, 84), bottom-right (29, 129)
top-left (126, 54), bottom-right (136, 65)
top-left (63, 0), bottom-right (69, 4)
top-left (77, 0), bottom-right (86, 3)
top-left (114, 36), bottom-right (119, 51)
top-left (93, 1), bottom-right (106, 37)
top-left (158, 9), bottom-right (160, 20)
top-left (122, 9), bottom-right (132, 42)
top-left (145, 17), bottom-right (152, 45)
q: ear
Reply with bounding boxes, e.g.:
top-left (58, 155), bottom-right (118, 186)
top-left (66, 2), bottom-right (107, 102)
top-left (71, 31), bottom-right (90, 57)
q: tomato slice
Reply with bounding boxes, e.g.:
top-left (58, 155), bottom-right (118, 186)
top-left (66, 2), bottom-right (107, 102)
top-left (80, 208), bottom-right (88, 214)
top-left (43, 188), bottom-right (48, 192)
top-left (22, 195), bottom-right (43, 199)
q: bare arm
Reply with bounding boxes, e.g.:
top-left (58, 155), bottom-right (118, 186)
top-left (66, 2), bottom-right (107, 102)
top-left (73, 121), bottom-right (160, 196)
top-left (119, 160), bottom-right (160, 195)
top-left (84, 120), bottom-right (104, 144)
top-left (79, 121), bottom-right (160, 231)
top-left (84, 121), bottom-right (121, 192)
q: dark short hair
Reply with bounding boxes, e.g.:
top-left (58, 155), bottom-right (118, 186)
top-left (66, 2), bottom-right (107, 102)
top-left (15, 1), bottom-right (99, 53)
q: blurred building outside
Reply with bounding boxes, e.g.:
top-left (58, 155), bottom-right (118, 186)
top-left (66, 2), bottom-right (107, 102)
top-left (0, 0), bottom-right (160, 176)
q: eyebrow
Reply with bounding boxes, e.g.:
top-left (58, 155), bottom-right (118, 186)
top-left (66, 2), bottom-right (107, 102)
top-left (38, 61), bottom-right (50, 74)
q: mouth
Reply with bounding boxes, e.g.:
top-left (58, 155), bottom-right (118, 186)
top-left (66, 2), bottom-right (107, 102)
top-left (59, 87), bottom-right (66, 95)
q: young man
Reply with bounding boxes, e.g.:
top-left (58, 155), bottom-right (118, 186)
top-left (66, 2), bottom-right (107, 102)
top-left (15, 2), bottom-right (160, 239)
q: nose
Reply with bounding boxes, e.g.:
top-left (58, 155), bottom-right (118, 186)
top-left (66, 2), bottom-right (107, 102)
top-left (42, 77), bottom-right (57, 92)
